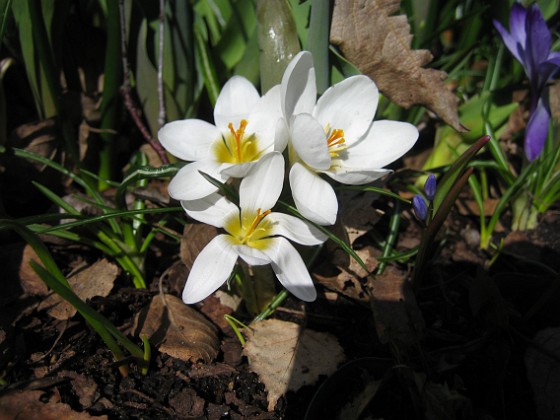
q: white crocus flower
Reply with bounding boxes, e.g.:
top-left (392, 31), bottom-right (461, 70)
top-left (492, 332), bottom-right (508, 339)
top-left (180, 152), bottom-right (327, 304)
top-left (280, 51), bottom-right (420, 225)
top-left (159, 76), bottom-right (282, 201)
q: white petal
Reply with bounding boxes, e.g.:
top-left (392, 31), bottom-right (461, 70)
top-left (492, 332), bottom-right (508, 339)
top-left (281, 51), bottom-right (317, 120)
top-left (234, 244), bottom-right (271, 266)
top-left (274, 118), bottom-right (289, 152)
top-left (214, 76), bottom-right (260, 130)
top-left (289, 163), bottom-right (337, 225)
top-left (345, 120), bottom-right (419, 168)
top-left (181, 193), bottom-right (239, 228)
top-left (219, 161), bottom-right (258, 178)
top-left (314, 75), bottom-right (378, 144)
top-left (158, 120), bottom-right (220, 161)
top-left (268, 212), bottom-right (327, 245)
top-left (261, 237), bottom-right (317, 302)
top-left (168, 160), bottom-right (225, 201)
top-left (291, 114), bottom-right (331, 170)
top-left (182, 235), bottom-right (238, 304)
top-left (240, 152), bottom-right (284, 212)
top-left (245, 85), bottom-right (283, 152)
top-left (324, 167), bottom-right (391, 185)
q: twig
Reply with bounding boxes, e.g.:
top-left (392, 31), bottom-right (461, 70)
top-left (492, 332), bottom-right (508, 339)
top-left (117, 0), bottom-right (169, 165)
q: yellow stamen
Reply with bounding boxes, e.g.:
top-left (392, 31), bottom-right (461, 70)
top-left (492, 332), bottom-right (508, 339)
top-left (327, 128), bottom-right (347, 157)
top-left (241, 208), bottom-right (271, 244)
top-left (228, 119), bottom-right (248, 161)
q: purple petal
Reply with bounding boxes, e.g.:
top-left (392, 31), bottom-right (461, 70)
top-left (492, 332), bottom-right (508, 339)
top-left (412, 195), bottom-right (428, 222)
top-left (526, 3), bottom-right (551, 71)
top-left (493, 19), bottom-right (525, 65)
top-left (537, 54), bottom-right (560, 89)
top-left (525, 98), bottom-right (550, 161)
top-left (424, 174), bottom-right (437, 202)
top-left (509, 3), bottom-right (528, 46)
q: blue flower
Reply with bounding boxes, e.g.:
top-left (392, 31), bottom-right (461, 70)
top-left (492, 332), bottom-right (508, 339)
top-left (424, 174), bottom-right (437, 202)
top-left (412, 195), bottom-right (428, 222)
top-left (493, 3), bottom-right (560, 161)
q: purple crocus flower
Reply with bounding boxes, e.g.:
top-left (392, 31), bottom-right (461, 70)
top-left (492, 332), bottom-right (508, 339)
top-left (493, 3), bottom-right (560, 161)
top-left (412, 195), bottom-right (428, 222)
top-left (424, 174), bottom-right (437, 202)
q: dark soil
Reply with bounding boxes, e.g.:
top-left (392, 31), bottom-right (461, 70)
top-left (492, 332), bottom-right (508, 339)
top-left (1, 196), bottom-right (560, 419)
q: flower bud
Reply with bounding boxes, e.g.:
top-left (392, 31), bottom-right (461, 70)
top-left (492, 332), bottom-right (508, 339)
top-left (412, 195), bottom-right (428, 222)
top-left (424, 174), bottom-right (437, 201)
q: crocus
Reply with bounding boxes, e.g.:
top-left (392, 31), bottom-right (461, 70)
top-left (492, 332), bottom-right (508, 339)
top-left (180, 152), bottom-right (327, 303)
top-left (412, 195), bottom-right (428, 222)
top-left (158, 76), bottom-right (283, 201)
top-left (493, 3), bottom-right (560, 161)
top-left (279, 52), bottom-right (419, 225)
top-left (424, 174), bottom-right (437, 202)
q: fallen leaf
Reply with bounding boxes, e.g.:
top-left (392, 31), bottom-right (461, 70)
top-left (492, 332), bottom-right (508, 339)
top-left (366, 266), bottom-right (425, 347)
top-left (339, 189), bottom-right (381, 246)
top-left (243, 319), bottom-right (345, 411)
top-left (0, 390), bottom-right (106, 419)
top-left (314, 245), bottom-right (379, 303)
top-left (133, 293), bottom-right (219, 363)
top-left (180, 223), bottom-right (220, 271)
top-left (330, 0), bottom-right (465, 131)
top-left (0, 243), bottom-right (48, 306)
top-left (525, 327), bottom-right (560, 420)
top-left (57, 371), bottom-right (99, 409)
top-left (38, 259), bottom-right (118, 320)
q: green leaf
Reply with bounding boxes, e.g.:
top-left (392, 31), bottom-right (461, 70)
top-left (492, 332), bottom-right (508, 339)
top-left (432, 135), bottom-right (490, 213)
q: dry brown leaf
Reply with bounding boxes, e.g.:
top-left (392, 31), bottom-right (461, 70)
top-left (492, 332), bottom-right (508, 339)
top-left (38, 259), bottom-right (118, 320)
top-left (243, 319), bottom-right (345, 411)
top-left (180, 223), bottom-right (220, 271)
top-left (331, 0), bottom-right (465, 132)
top-left (133, 293), bottom-right (219, 363)
top-left (366, 266), bottom-right (424, 347)
top-left (339, 189), bottom-right (381, 246)
top-left (313, 245), bottom-right (378, 302)
top-left (0, 390), bottom-right (106, 419)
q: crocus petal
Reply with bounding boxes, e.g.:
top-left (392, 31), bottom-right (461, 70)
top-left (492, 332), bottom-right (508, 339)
top-left (274, 118), bottom-right (289, 152)
top-left (538, 55), bottom-right (560, 88)
top-left (525, 98), bottom-right (550, 161)
top-left (526, 4), bottom-right (551, 73)
top-left (289, 163), bottom-right (337, 225)
top-left (314, 75), bottom-right (379, 143)
top-left (158, 119), bottom-right (220, 162)
top-left (261, 237), bottom-right (317, 302)
top-left (324, 167), bottom-right (391, 185)
top-left (220, 161), bottom-right (258, 178)
top-left (181, 193), bottom-right (239, 228)
top-left (344, 120), bottom-right (419, 169)
top-left (281, 51), bottom-right (317, 120)
top-left (234, 243), bottom-right (271, 266)
top-left (214, 76), bottom-right (260, 130)
top-left (267, 212), bottom-right (327, 245)
top-left (239, 152), bottom-right (284, 212)
top-left (168, 160), bottom-right (225, 201)
top-left (291, 113), bottom-right (331, 170)
top-left (509, 3), bottom-right (528, 44)
top-left (182, 235), bottom-right (238, 304)
top-left (494, 19), bottom-right (526, 67)
top-left (245, 85), bottom-right (283, 152)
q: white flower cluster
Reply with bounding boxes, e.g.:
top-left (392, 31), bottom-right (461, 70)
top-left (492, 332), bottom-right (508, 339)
top-left (159, 52), bottom-right (419, 304)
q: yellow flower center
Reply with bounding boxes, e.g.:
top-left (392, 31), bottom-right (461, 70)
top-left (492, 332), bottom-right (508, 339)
top-left (326, 127), bottom-right (347, 158)
top-left (225, 208), bottom-right (273, 249)
top-left (213, 119), bottom-right (263, 164)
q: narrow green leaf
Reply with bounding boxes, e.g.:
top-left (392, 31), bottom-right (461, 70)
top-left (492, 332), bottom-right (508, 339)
top-left (307, 0), bottom-right (330, 94)
top-left (432, 135), bottom-right (490, 213)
